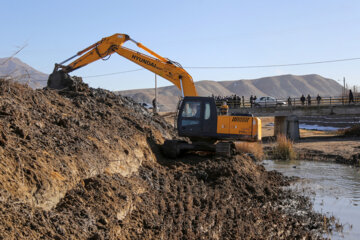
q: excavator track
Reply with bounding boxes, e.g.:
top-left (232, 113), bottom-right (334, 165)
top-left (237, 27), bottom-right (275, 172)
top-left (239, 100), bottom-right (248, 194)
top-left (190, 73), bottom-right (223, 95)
top-left (162, 140), bottom-right (235, 159)
top-left (215, 142), bottom-right (235, 157)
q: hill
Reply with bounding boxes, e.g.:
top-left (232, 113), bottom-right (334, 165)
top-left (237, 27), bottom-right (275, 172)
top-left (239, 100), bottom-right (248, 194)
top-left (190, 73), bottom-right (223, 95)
top-left (0, 57), bottom-right (48, 88)
top-left (118, 74), bottom-right (343, 111)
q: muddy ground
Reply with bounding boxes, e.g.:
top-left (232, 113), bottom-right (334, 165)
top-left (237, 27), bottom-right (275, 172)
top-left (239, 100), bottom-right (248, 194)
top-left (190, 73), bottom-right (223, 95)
top-left (0, 79), bottom-right (331, 239)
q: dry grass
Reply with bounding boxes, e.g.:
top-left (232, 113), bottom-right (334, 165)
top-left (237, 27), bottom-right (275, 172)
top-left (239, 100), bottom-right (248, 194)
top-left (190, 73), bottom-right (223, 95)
top-left (337, 124), bottom-right (360, 137)
top-left (234, 141), bottom-right (264, 160)
top-left (272, 134), bottom-right (297, 160)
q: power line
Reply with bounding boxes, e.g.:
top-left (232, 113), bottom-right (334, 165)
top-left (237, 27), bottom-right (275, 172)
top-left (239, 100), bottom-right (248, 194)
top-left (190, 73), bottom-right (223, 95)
top-left (185, 57), bottom-right (360, 69)
top-left (2, 57), bottom-right (359, 80)
top-left (81, 57), bottom-right (360, 78)
top-left (83, 68), bottom-right (144, 78)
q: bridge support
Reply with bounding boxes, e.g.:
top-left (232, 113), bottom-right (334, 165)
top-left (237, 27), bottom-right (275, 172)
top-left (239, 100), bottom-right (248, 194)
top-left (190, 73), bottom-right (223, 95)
top-left (274, 115), bottom-right (299, 140)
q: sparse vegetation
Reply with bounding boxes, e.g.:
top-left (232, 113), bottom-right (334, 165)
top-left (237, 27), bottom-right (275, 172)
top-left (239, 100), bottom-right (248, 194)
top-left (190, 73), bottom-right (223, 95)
top-left (337, 124), bottom-right (360, 137)
top-left (235, 141), bottom-right (264, 160)
top-left (271, 134), bottom-right (297, 160)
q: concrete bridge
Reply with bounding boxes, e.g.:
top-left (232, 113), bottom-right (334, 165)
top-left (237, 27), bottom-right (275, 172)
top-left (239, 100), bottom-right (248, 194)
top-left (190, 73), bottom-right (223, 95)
top-left (220, 96), bottom-right (360, 140)
top-left (230, 104), bottom-right (360, 117)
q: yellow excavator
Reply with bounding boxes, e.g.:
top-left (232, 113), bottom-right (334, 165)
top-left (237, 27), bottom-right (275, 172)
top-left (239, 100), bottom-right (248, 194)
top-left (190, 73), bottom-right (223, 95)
top-left (48, 33), bottom-right (261, 158)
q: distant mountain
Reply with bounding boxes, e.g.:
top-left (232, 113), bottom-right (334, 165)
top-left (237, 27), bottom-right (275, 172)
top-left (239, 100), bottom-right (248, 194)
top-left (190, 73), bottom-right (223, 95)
top-left (0, 57), bottom-right (48, 88)
top-left (0, 59), bottom-right (343, 112)
top-left (118, 74), bottom-right (343, 111)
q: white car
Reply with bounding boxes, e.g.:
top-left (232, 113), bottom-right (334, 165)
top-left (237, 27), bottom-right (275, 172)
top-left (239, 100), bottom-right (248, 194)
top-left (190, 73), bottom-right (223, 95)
top-left (141, 102), bottom-right (154, 109)
top-left (141, 102), bottom-right (160, 111)
top-left (254, 96), bottom-right (286, 107)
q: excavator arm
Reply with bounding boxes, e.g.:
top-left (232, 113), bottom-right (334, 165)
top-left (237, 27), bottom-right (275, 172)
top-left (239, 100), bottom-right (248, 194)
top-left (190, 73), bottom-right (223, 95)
top-left (48, 33), bottom-right (197, 96)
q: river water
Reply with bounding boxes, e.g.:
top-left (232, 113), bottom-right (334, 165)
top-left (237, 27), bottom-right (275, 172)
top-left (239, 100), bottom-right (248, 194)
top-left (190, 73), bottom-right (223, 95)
top-left (262, 160), bottom-right (360, 239)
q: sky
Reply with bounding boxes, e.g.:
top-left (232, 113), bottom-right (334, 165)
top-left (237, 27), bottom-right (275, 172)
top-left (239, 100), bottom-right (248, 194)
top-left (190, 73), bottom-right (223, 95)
top-left (1, 0), bottom-right (359, 91)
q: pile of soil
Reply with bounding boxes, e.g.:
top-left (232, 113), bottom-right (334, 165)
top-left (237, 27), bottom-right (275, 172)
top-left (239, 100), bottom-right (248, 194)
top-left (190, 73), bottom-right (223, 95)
top-left (0, 79), bottom-right (329, 239)
top-left (0, 78), bottom-right (174, 209)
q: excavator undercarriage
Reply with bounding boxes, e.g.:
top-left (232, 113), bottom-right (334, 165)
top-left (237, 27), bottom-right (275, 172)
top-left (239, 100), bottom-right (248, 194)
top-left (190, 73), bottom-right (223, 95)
top-left (162, 140), bottom-right (236, 158)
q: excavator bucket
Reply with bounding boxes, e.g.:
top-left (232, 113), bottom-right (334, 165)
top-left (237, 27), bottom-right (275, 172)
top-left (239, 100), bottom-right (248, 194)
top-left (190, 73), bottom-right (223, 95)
top-left (47, 71), bottom-right (75, 90)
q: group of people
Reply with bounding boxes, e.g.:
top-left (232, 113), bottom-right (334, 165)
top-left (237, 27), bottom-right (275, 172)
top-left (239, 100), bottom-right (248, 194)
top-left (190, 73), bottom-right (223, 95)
top-left (297, 90), bottom-right (356, 106)
top-left (212, 94), bottom-right (255, 108)
top-left (212, 94), bottom-right (243, 107)
top-left (297, 94), bottom-right (322, 106)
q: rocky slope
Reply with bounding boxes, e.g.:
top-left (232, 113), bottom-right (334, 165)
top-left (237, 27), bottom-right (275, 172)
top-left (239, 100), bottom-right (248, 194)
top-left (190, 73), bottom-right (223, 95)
top-left (0, 79), bottom-right (330, 239)
top-left (0, 57), bottom-right (48, 89)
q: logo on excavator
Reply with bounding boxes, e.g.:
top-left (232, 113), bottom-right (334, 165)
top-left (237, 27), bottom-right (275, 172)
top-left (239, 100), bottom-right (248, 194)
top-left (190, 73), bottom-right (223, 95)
top-left (231, 116), bottom-right (250, 122)
top-left (132, 55), bottom-right (157, 68)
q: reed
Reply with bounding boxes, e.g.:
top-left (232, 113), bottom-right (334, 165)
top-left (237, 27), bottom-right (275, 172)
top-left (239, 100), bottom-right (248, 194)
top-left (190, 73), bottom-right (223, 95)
top-left (272, 134), bottom-right (297, 160)
top-left (234, 142), bottom-right (264, 160)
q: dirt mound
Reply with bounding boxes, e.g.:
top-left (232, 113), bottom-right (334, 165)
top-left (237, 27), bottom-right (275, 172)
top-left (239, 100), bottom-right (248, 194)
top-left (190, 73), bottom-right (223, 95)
top-left (0, 78), bottom-right (174, 209)
top-left (0, 79), bottom-right (329, 239)
top-left (339, 124), bottom-right (360, 137)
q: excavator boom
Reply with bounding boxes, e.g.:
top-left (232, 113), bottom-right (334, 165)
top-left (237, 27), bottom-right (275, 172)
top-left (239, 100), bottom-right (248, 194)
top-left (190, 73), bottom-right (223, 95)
top-left (48, 33), bottom-right (197, 96)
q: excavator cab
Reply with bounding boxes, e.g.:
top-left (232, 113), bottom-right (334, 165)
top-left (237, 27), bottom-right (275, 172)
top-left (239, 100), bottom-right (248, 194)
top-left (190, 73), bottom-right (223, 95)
top-left (177, 97), bottom-right (218, 142)
top-left (177, 97), bottom-right (261, 142)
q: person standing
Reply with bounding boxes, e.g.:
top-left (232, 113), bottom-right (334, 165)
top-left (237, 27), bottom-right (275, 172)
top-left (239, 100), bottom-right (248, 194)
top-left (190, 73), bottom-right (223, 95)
top-left (307, 94), bottom-right (311, 106)
top-left (316, 94), bottom-right (321, 105)
top-left (233, 94), bottom-right (237, 108)
top-left (250, 95), bottom-right (253, 108)
top-left (349, 90), bottom-right (354, 104)
top-left (152, 98), bottom-right (157, 114)
top-left (300, 94), bottom-right (305, 105)
top-left (287, 96), bottom-right (292, 106)
top-left (242, 96), bottom-right (245, 107)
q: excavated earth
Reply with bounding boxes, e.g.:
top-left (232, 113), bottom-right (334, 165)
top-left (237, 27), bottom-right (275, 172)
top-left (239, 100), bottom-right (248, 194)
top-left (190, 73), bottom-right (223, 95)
top-left (0, 79), bottom-right (330, 239)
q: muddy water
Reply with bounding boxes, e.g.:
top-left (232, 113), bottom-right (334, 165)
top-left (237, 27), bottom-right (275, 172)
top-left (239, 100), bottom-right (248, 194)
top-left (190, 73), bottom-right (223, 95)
top-left (262, 160), bottom-right (360, 240)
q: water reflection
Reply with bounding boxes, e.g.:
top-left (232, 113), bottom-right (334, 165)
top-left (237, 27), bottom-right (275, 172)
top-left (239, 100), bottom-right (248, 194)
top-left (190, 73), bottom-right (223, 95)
top-left (262, 160), bottom-right (360, 240)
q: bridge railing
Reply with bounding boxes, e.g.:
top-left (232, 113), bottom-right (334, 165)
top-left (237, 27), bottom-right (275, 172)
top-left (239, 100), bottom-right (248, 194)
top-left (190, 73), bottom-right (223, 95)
top-left (215, 95), bottom-right (360, 109)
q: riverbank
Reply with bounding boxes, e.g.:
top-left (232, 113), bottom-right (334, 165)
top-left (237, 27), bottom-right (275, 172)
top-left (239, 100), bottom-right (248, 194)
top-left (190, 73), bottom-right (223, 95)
top-left (261, 117), bottom-right (360, 166)
top-left (293, 136), bottom-right (360, 165)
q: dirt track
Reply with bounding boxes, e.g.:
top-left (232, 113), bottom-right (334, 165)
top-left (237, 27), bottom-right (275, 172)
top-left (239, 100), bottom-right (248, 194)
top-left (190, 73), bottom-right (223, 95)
top-left (0, 79), bottom-right (329, 239)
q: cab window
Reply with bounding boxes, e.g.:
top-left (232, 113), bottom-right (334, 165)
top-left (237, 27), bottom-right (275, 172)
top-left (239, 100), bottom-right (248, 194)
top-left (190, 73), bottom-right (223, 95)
top-left (204, 103), bottom-right (210, 120)
top-left (181, 101), bottom-right (201, 126)
top-left (181, 101), bottom-right (201, 118)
